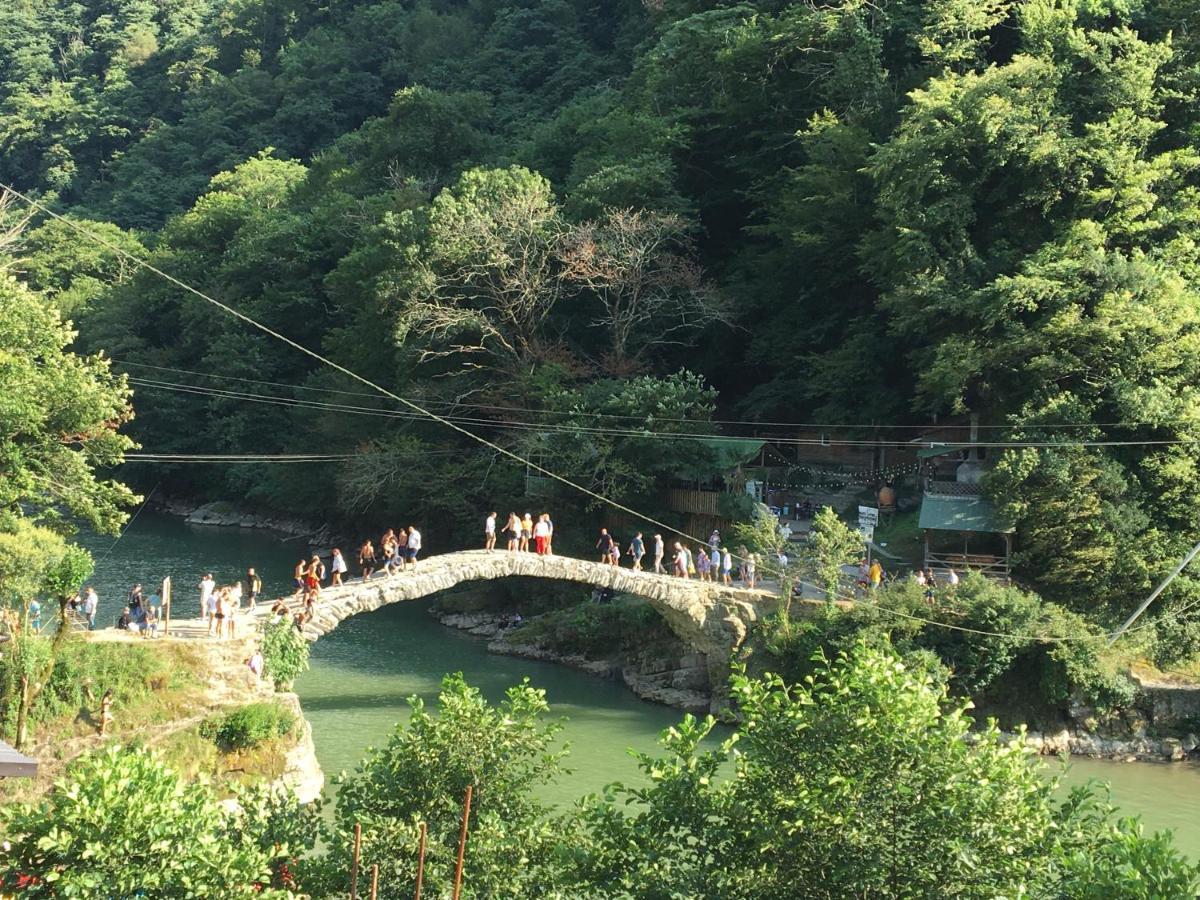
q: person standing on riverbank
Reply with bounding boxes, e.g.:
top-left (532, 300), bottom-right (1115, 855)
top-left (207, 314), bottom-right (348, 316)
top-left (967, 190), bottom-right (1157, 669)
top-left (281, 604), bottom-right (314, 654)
top-left (868, 559), bottom-right (883, 591)
top-left (721, 548), bottom-right (733, 586)
top-left (544, 513), bottom-right (555, 555)
top-left (485, 512), bottom-right (497, 551)
top-left (406, 526), bottom-right (422, 569)
top-left (292, 559), bottom-right (306, 596)
top-left (708, 530), bottom-right (720, 560)
top-left (653, 534), bottom-right (665, 573)
top-left (331, 549), bottom-right (347, 586)
top-left (697, 547), bottom-right (711, 582)
top-left (83, 586), bottom-right (98, 630)
top-left (198, 573), bottom-right (215, 618)
top-left (244, 568), bottom-right (261, 609)
top-left (628, 533), bottom-right (645, 571)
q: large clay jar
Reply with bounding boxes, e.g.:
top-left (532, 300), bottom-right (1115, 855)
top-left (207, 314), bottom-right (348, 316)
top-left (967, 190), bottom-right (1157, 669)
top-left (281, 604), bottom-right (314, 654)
top-left (878, 484), bottom-right (896, 508)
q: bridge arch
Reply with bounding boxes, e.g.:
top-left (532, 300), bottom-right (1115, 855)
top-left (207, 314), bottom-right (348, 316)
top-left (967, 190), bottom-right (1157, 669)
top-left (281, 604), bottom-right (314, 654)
top-left (289, 550), bottom-right (776, 709)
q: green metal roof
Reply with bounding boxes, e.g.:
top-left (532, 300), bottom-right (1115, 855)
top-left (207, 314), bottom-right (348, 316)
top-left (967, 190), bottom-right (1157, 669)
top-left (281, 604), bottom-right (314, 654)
top-left (918, 494), bottom-right (1014, 533)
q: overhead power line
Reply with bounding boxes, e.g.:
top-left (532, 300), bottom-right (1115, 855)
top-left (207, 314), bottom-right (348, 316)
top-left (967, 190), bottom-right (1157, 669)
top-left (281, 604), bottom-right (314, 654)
top-left (110, 359), bottom-right (1197, 433)
top-left (126, 375), bottom-right (1200, 451)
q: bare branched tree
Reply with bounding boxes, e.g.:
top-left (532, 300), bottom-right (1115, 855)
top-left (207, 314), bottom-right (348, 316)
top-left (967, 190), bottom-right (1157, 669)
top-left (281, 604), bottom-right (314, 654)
top-left (401, 172), bottom-right (567, 374)
top-left (560, 209), bottom-right (730, 374)
top-left (0, 189), bottom-right (36, 265)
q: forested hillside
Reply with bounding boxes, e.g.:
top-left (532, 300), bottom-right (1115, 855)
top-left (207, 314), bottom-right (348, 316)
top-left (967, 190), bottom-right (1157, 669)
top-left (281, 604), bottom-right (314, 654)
top-left (5, 0), bottom-right (1200, 656)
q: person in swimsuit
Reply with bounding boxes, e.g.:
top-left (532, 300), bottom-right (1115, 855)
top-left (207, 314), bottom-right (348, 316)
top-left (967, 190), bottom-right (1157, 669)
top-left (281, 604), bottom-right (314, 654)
top-left (360, 540), bottom-right (377, 581)
top-left (505, 513), bottom-right (520, 552)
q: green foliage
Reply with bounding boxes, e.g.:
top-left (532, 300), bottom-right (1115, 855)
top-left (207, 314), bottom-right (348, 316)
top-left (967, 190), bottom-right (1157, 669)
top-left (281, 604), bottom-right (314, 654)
top-left (761, 575), bottom-right (1134, 713)
top-left (0, 635), bottom-right (167, 740)
top-left (0, 273), bottom-right (137, 534)
top-left (200, 701), bottom-right (295, 751)
top-left (507, 596), bottom-right (673, 657)
top-left (324, 673), bottom-right (567, 899)
top-left (261, 618), bottom-right (309, 690)
top-left (226, 782), bottom-right (321, 894)
top-left (0, 518), bottom-right (93, 607)
top-left (0, 744), bottom-right (290, 898)
top-left (800, 506), bottom-right (863, 600)
top-left (567, 644), bottom-right (1200, 897)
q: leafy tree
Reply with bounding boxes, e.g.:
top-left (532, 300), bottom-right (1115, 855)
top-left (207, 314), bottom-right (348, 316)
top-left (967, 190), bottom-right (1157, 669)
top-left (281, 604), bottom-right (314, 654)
top-left (261, 617), bottom-right (310, 691)
top-left (0, 272), bottom-right (137, 532)
top-left (324, 673), bottom-right (568, 899)
top-left (569, 644), bottom-right (1200, 898)
top-left (801, 506), bottom-right (863, 600)
top-left (0, 744), bottom-right (292, 898)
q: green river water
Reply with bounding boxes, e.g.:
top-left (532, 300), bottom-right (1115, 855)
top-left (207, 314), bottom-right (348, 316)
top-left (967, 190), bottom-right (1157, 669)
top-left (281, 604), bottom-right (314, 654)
top-left (81, 512), bottom-right (1200, 858)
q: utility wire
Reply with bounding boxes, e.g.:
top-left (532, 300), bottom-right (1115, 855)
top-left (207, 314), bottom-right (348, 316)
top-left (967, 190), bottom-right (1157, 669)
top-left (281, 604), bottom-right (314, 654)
top-left (125, 376), bottom-right (1200, 450)
top-left (108, 359), bottom-right (1198, 432)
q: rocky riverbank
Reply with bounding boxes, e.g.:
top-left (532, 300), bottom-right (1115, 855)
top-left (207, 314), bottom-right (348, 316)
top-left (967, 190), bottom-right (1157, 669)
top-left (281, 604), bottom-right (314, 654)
top-left (432, 607), bottom-right (1200, 763)
top-left (152, 496), bottom-right (341, 549)
top-left (433, 609), bottom-right (714, 713)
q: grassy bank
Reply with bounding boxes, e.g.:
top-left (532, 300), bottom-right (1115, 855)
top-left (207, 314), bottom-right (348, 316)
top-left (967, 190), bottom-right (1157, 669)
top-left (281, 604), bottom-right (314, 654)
top-left (0, 633), bottom-right (302, 804)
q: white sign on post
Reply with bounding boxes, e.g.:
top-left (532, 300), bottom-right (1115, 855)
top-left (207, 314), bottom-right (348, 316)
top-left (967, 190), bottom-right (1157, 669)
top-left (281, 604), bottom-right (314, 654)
top-left (858, 523), bottom-right (875, 542)
top-left (858, 505), bottom-right (879, 526)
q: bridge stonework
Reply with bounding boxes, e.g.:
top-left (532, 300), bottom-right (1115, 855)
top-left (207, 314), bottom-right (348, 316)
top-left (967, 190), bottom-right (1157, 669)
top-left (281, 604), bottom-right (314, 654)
top-left (292, 550), bottom-right (778, 710)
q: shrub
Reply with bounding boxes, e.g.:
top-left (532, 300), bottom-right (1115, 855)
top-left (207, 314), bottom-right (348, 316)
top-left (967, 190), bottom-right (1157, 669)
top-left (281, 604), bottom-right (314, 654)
top-left (0, 745), bottom-right (289, 897)
top-left (262, 618), bottom-right (310, 690)
top-left (323, 673), bottom-right (567, 899)
top-left (201, 702), bottom-right (295, 751)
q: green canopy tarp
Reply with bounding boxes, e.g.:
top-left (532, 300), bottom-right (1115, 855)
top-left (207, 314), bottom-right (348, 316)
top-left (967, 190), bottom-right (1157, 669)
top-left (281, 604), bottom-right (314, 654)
top-left (918, 494), bottom-right (1013, 534)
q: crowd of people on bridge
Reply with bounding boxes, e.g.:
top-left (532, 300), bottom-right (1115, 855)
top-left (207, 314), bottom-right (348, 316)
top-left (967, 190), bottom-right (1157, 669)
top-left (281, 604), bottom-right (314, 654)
top-left (482, 517), bottom-right (762, 589)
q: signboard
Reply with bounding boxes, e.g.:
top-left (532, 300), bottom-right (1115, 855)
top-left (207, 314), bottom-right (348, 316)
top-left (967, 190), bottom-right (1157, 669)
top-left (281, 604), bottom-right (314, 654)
top-left (858, 505), bottom-right (879, 526)
top-left (858, 523), bottom-right (875, 542)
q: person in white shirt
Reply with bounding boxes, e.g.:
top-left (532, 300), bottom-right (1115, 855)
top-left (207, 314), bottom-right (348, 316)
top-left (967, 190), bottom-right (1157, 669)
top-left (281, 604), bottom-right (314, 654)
top-left (330, 548), bottom-right (348, 586)
top-left (484, 512), bottom-right (497, 551)
top-left (198, 573), bottom-right (215, 618)
top-left (405, 526), bottom-right (422, 569)
top-left (533, 515), bottom-right (551, 554)
top-left (653, 534), bottom-right (665, 574)
top-left (83, 586), bottom-right (99, 630)
top-left (947, 568), bottom-right (960, 586)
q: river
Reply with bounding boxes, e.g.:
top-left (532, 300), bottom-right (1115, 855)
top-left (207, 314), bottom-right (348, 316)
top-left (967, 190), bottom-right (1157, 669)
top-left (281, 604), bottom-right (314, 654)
top-left (79, 512), bottom-right (1200, 857)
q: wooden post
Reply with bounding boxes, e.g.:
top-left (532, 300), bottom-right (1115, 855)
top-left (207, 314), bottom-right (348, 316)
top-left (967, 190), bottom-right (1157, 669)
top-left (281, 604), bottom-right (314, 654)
top-left (369, 864), bottom-right (379, 900)
top-left (350, 822), bottom-right (362, 900)
top-left (414, 821), bottom-right (427, 900)
top-left (451, 785), bottom-right (473, 900)
top-left (162, 576), bottom-right (171, 636)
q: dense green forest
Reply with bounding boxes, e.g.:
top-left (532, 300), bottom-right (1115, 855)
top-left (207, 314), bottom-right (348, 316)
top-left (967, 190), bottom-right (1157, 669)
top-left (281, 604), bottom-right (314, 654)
top-left (5, 0), bottom-right (1200, 656)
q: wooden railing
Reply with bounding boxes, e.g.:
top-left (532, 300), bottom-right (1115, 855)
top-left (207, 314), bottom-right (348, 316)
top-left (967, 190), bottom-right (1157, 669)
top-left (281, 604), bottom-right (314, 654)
top-left (925, 551), bottom-right (1009, 581)
top-left (925, 480), bottom-right (983, 497)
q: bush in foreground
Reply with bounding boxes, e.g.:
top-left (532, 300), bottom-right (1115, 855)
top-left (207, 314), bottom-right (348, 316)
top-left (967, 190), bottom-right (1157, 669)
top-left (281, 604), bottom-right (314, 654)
top-left (0, 745), bottom-right (293, 898)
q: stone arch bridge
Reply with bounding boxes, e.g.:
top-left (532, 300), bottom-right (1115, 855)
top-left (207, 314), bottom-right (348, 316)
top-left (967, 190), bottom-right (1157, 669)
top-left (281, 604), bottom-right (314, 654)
top-left (254, 550), bottom-right (784, 705)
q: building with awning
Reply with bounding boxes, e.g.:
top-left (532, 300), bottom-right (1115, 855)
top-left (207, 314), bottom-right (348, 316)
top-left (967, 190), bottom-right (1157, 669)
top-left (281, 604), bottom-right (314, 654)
top-left (917, 444), bottom-right (1014, 581)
